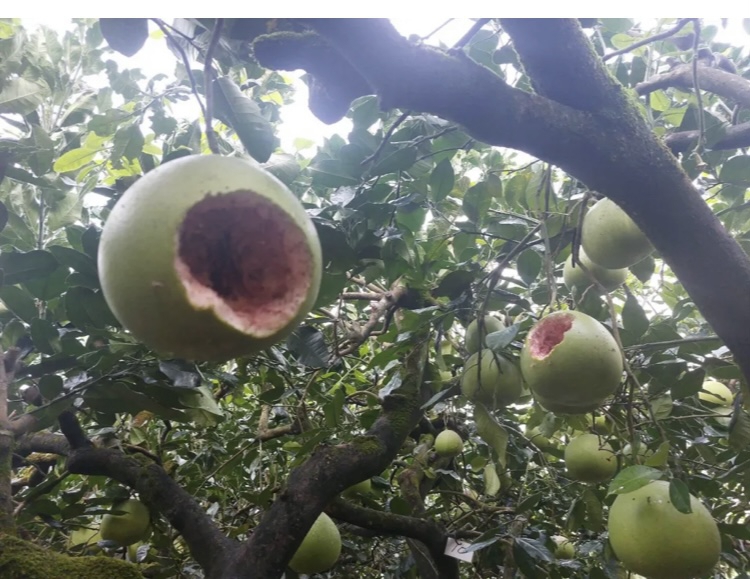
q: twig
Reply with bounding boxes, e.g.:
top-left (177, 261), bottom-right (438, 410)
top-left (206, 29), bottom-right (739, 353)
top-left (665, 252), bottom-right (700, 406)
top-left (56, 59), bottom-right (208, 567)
top-left (480, 222), bottom-right (543, 313)
top-left (623, 335), bottom-right (721, 352)
top-left (340, 291), bottom-right (383, 301)
top-left (153, 20), bottom-right (207, 121)
top-left (452, 19), bottom-right (492, 51)
top-left (204, 19), bottom-right (224, 155)
top-left (337, 286), bottom-right (408, 357)
top-left (361, 110), bottom-right (411, 167)
top-left (602, 18), bottom-right (693, 62)
top-left (690, 20), bottom-right (705, 155)
top-left (421, 19), bottom-right (453, 43)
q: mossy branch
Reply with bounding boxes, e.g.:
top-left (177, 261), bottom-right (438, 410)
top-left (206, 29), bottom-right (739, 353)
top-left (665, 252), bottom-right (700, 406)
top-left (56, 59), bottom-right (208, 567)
top-left (66, 440), bottom-right (235, 576)
top-left (229, 328), bottom-right (433, 578)
top-left (326, 498), bottom-right (458, 578)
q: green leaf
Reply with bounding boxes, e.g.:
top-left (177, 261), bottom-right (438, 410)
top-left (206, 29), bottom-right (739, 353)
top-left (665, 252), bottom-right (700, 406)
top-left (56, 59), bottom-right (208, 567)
top-left (485, 323), bottom-right (520, 352)
top-left (517, 250), bottom-right (542, 285)
top-left (630, 254), bottom-right (655, 283)
top-left (516, 493), bottom-right (542, 514)
top-left (309, 159), bottom-right (361, 188)
top-left (462, 182), bottom-right (492, 224)
top-left (720, 155), bottom-right (750, 186)
top-left (24, 266), bottom-right (68, 300)
top-left (30, 318), bottom-right (60, 355)
top-left (111, 124), bottom-right (144, 166)
top-left (371, 147), bottom-right (417, 176)
top-left (0, 78), bottom-right (48, 115)
top-left (0, 250), bottom-right (58, 284)
top-left (729, 406), bottom-right (750, 450)
top-left (474, 404), bottom-right (508, 469)
top-left (513, 537), bottom-right (554, 564)
top-left (649, 90), bottom-right (670, 112)
top-left (483, 462), bottom-right (501, 497)
top-left (0, 285), bottom-right (37, 322)
top-left (53, 148), bottom-right (100, 173)
top-left (48, 246), bottom-right (98, 278)
top-left (287, 326), bottom-right (330, 368)
top-left (608, 465), bottom-right (663, 495)
top-left (212, 76), bottom-right (277, 163)
top-left (668, 479), bottom-right (692, 514)
top-left (622, 292), bottom-right (649, 338)
top-left (432, 270), bottom-right (475, 299)
top-left (582, 487), bottom-right (604, 531)
top-left (429, 159), bottom-right (455, 202)
top-left (671, 367), bottom-right (705, 399)
top-left (262, 154), bottom-right (301, 185)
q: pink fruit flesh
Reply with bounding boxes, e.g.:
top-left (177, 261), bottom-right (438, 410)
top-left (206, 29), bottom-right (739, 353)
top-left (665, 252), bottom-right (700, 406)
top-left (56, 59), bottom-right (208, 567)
top-left (529, 314), bottom-right (573, 358)
top-left (174, 191), bottom-right (313, 336)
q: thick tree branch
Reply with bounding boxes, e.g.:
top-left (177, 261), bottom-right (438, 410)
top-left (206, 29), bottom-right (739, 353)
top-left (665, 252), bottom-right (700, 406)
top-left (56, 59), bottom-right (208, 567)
top-left (636, 63), bottom-right (750, 108)
top-left (14, 432), bottom-right (69, 457)
top-left (66, 446), bottom-right (235, 577)
top-left (252, 31), bottom-right (372, 123)
top-left (327, 498), bottom-right (458, 579)
top-left (277, 19), bottom-right (750, 387)
top-left (229, 329), bottom-right (432, 578)
top-left (499, 19), bottom-right (618, 111)
top-left (666, 121), bottom-right (750, 153)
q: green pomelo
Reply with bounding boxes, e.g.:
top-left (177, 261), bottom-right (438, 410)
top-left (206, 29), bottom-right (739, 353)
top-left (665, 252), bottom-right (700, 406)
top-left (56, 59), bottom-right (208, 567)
top-left (528, 427), bottom-right (559, 451)
top-left (563, 248), bottom-right (627, 293)
top-left (608, 480), bottom-right (721, 579)
top-left (581, 198), bottom-right (654, 268)
top-left (551, 535), bottom-right (575, 559)
top-left (588, 414), bottom-right (613, 435)
top-left (465, 315), bottom-right (506, 354)
top-left (98, 154), bottom-right (323, 362)
top-left (434, 430), bottom-right (464, 457)
top-left (289, 513), bottom-right (342, 575)
top-left (99, 499), bottom-right (150, 547)
top-left (67, 527), bottom-right (103, 552)
top-left (461, 350), bottom-right (523, 409)
top-left (342, 479), bottom-right (372, 498)
top-left (623, 442), bottom-right (652, 465)
top-left (564, 433), bottom-right (617, 483)
top-left (520, 310), bottom-right (623, 414)
top-left (699, 380), bottom-right (733, 407)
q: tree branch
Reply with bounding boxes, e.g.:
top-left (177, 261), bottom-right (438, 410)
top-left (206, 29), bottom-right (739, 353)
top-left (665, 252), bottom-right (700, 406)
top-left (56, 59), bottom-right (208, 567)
top-left (326, 498), bottom-right (457, 578)
top-left (66, 446), bottom-right (235, 576)
top-left (228, 328), bottom-right (432, 578)
top-left (636, 63), bottom-right (750, 108)
top-left (666, 120), bottom-right (750, 153)
top-left (14, 432), bottom-right (69, 457)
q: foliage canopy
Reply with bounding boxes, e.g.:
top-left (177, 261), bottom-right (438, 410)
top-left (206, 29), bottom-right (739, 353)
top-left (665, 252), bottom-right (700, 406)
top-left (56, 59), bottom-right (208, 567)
top-left (2, 16), bottom-right (750, 579)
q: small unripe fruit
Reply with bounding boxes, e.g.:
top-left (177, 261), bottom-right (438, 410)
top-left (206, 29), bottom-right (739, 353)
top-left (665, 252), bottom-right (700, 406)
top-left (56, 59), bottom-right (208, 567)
top-left (434, 430), bottom-right (463, 457)
top-left (98, 155), bottom-right (322, 362)
top-left (564, 433), bottom-right (617, 483)
top-left (465, 316), bottom-right (505, 354)
top-left (551, 535), bottom-right (575, 559)
top-left (581, 197), bottom-right (653, 268)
